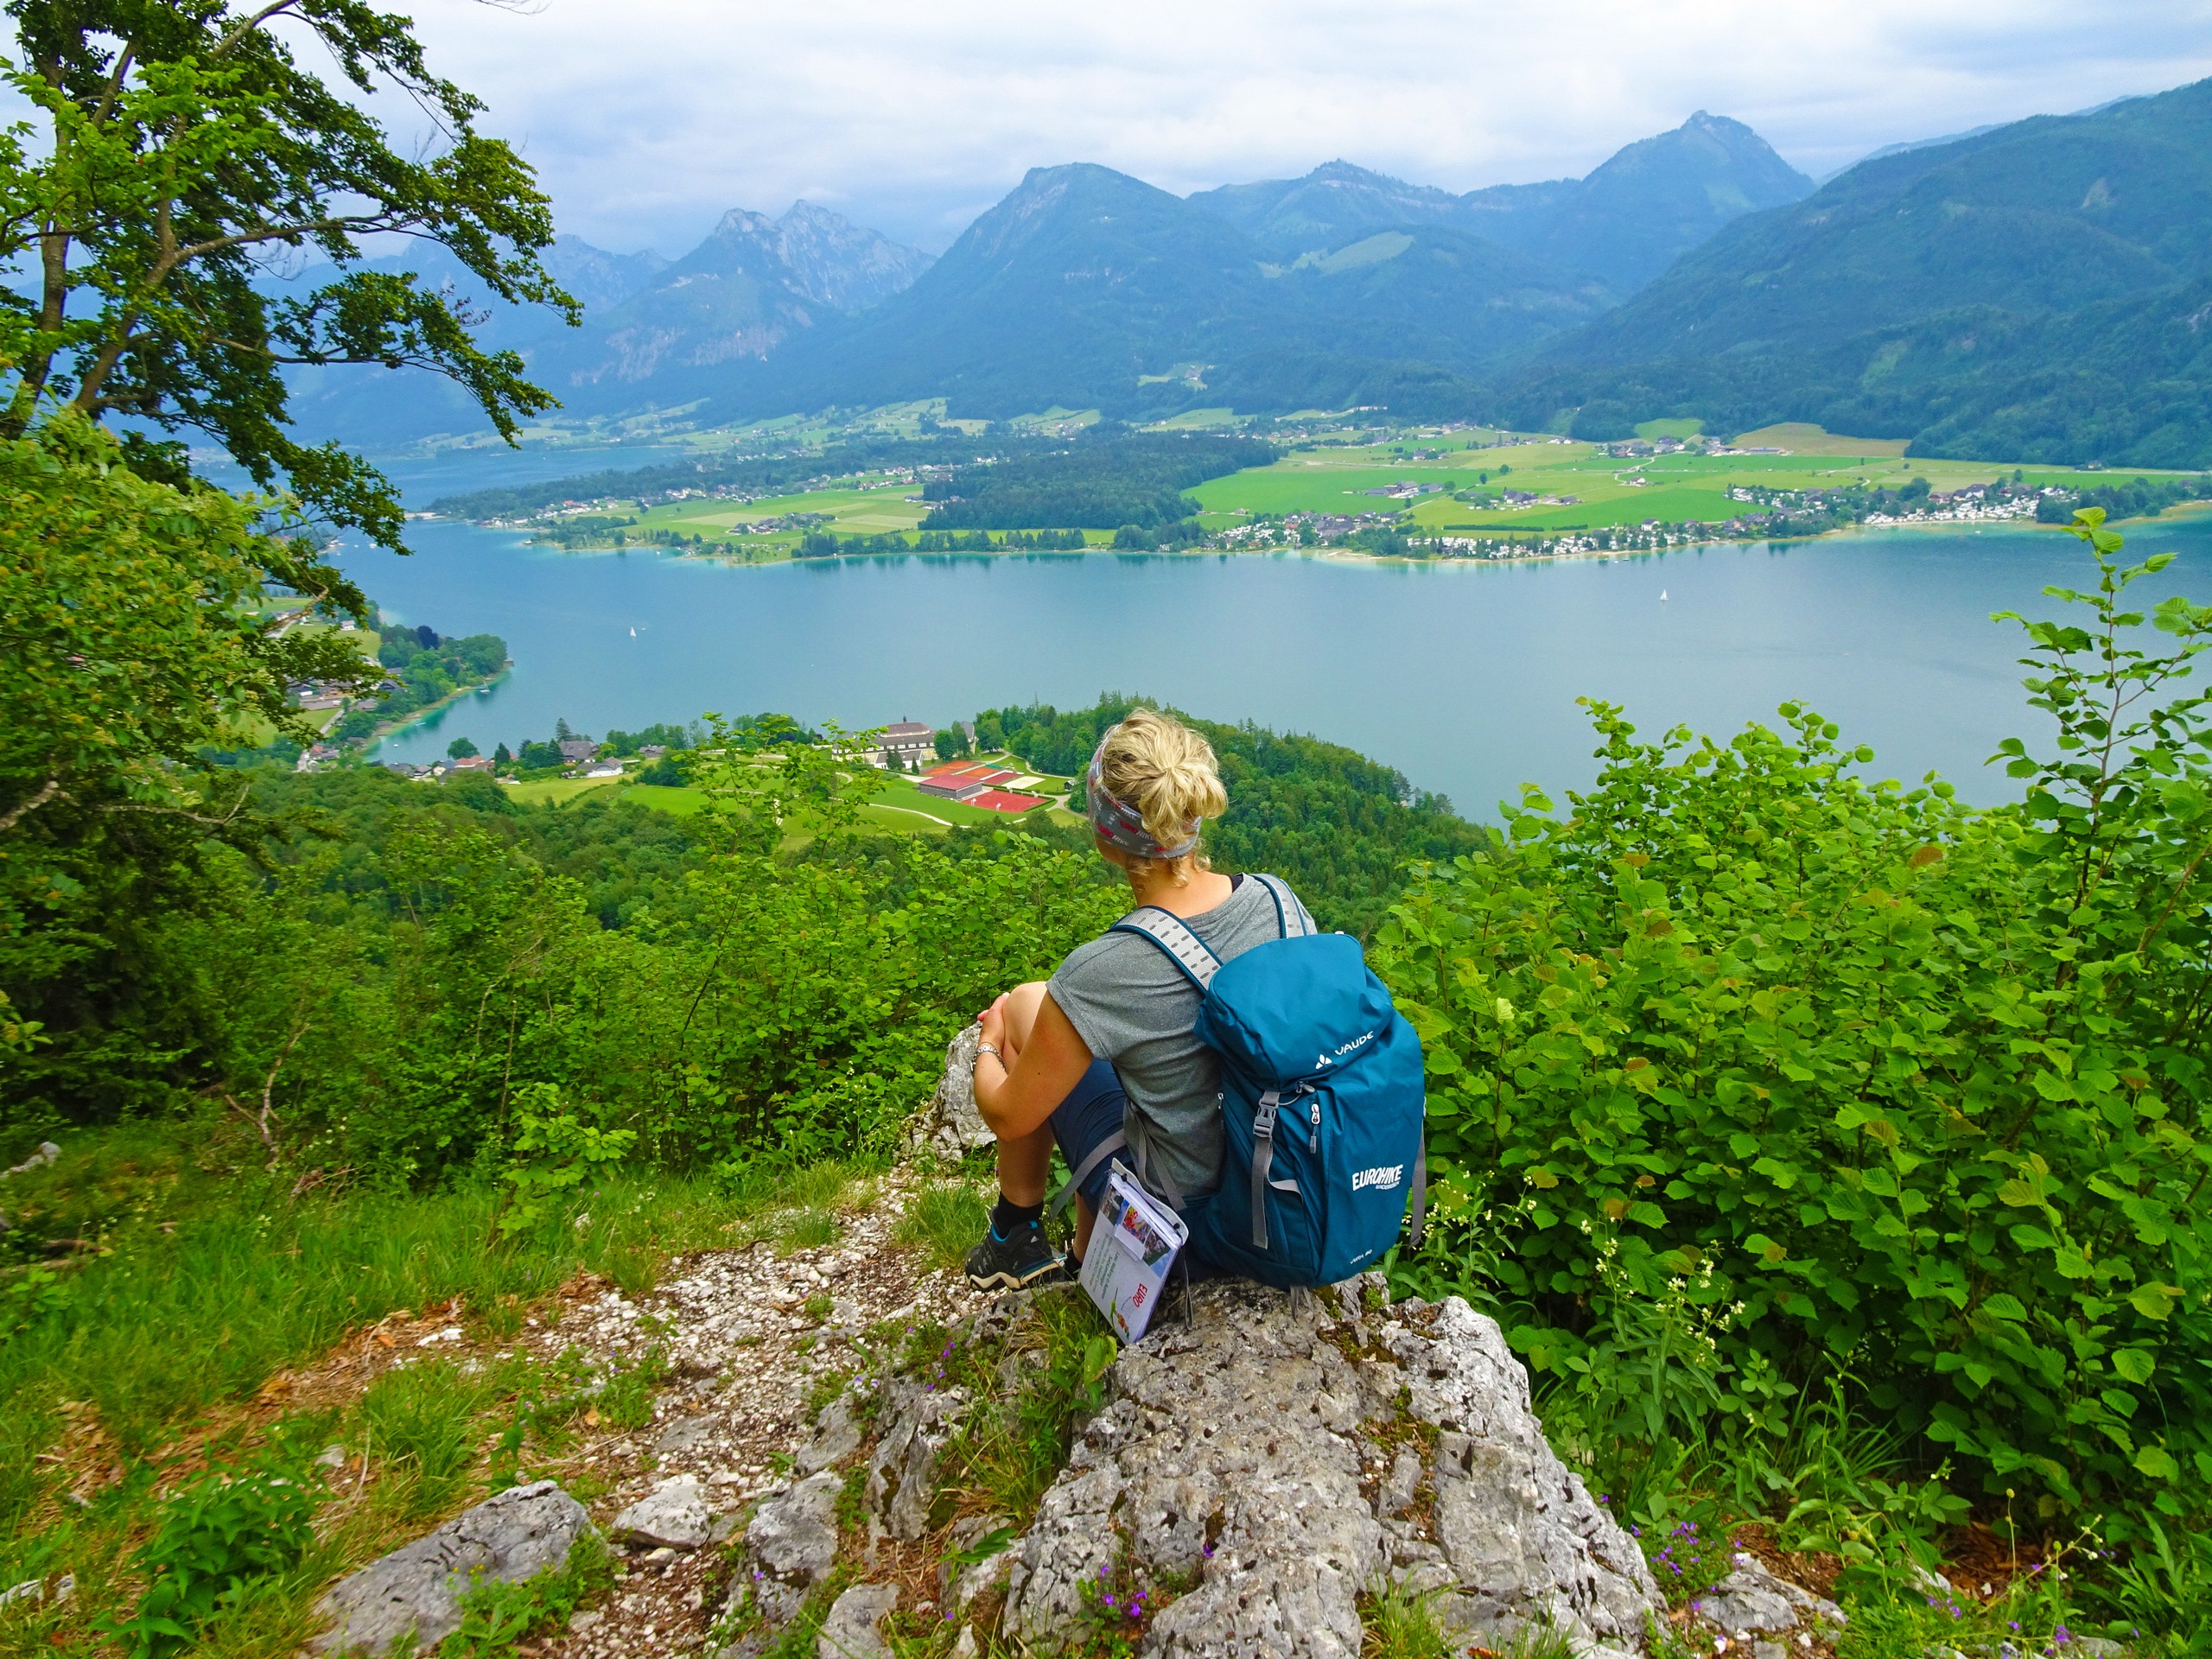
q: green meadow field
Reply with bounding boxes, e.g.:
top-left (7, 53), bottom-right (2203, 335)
top-left (521, 414), bottom-right (2196, 558)
top-left (1189, 428), bottom-right (2174, 536)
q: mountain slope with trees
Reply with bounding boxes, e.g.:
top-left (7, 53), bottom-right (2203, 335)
top-left (1501, 78), bottom-right (2212, 463)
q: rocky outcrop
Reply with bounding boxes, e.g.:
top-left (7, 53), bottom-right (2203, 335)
top-left (612, 1474), bottom-right (728, 1550)
top-left (314, 1481), bottom-right (594, 1654)
top-left (816, 1581), bottom-right (899, 1659)
top-left (1002, 1281), bottom-right (1656, 1659)
top-left (718, 1278), bottom-right (1659, 1659)
top-left (1693, 1554), bottom-right (1846, 1643)
top-left (905, 1022), bottom-right (992, 1160)
top-left (1383, 1296), bottom-right (1656, 1651)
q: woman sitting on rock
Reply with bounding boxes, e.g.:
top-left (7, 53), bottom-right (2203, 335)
top-left (964, 707), bottom-right (1316, 1290)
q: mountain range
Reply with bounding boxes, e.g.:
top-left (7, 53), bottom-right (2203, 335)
top-left (293, 79), bottom-right (2212, 467)
top-left (286, 113), bottom-right (1812, 447)
top-left (1502, 77), bottom-right (2212, 465)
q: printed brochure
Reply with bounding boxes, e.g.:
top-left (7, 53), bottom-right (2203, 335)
top-left (1078, 1160), bottom-right (1188, 1343)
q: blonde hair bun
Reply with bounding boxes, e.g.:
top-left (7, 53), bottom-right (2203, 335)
top-left (1096, 708), bottom-right (1228, 854)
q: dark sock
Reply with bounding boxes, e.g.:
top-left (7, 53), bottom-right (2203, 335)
top-left (990, 1195), bottom-right (1044, 1237)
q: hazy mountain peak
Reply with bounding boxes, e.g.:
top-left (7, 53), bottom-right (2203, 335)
top-left (1185, 160), bottom-right (1461, 255)
top-left (1463, 112), bottom-right (1813, 289)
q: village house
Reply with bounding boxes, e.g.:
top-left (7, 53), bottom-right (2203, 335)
top-left (872, 721), bottom-right (935, 769)
top-left (556, 737), bottom-right (598, 766)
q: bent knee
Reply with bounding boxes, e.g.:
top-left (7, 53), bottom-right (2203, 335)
top-left (1002, 979), bottom-right (1051, 1046)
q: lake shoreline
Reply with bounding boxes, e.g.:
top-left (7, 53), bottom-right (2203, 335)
top-left (431, 494), bottom-right (2211, 577)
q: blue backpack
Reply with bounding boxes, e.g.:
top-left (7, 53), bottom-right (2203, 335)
top-left (1100, 875), bottom-right (1427, 1288)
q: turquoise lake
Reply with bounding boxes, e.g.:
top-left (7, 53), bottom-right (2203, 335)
top-left (346, 460), bottom-right (2212, 818)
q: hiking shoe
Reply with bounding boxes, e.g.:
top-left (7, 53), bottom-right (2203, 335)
top-left (964, 1217), bottom-right (1065, 1290)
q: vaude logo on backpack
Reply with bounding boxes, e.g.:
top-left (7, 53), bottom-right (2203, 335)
top-left (1111, 874), bottom-right (1427, 1289)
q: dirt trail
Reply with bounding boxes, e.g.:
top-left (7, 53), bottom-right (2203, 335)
top-left (532, 1172), bottom-right (981, 1656)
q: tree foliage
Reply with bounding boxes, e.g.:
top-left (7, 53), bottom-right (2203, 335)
top-left (1379, 512), bottom-right (2212, 1518)
top-left (0, 417), bottom-right (372, 1090)
top-left (918, 433), bottom-right (1274, 531)
top-left (0, 0), bottom-right (573, 546)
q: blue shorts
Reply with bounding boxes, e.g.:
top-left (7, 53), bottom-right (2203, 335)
top-left (1049, 1059), bottom-right (1129, 1210)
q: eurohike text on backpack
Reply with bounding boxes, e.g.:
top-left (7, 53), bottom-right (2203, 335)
top-left (1063, 872), bottom-right (1427, 1318)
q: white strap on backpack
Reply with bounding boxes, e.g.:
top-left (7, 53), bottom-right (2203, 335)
top-left (1111, 873), bottom-right (1309, 990)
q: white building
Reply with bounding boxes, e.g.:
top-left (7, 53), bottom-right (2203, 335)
top-left (872, 721), bottom-right (936, 770)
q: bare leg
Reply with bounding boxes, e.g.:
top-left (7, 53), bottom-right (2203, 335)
top-left (989, 982), bottom-right (1104, 1261)
top-left (990, 982), bottom-right (1053, 1206)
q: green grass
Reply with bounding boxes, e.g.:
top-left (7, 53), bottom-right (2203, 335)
top-left (0, 1116), bottom-right (880, 1656)
top-left (359, 1360), bottom-right (501, 1516)
top-left (504, 775), bottom-right (624, 808)
top-left (632, 483), bottom-right (930, 540)
top-left (615, 782), bottom-right (710, 816)
top-left (892, 1181), bottom-right (989, 1273)
top-left (1187, 431), bottom-right (2183, 538)
top-left (912, 1288), bottom-right (1115, 1528)
top-left (0, 1119), bottom-right (818, 1554)
top-left (1357, 1581), bottom-right (1574, 1659)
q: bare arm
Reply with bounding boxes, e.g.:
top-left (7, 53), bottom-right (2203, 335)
top-left (974, 988), bottom-right (1093, 1139)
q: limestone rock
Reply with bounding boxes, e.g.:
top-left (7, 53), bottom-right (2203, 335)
top-left (1694, 1554), bottom-right (1846, 1637)
top-left (796, 1394), bottom-right (862, 1474)
top-left (816, 1581), bottom-right (899, 1659)
top-left (746, 1470), bottom-right (843, 1585)
top-left (1385, 1296), bottom-right (1658, 1651)
top-left (1001, 1280), bottom-right (1657, 1659)
top-left (655, 1415), bottom-right (714, 1455)
top-left (314, 1481), bottom-right (593, 1654)
top-left (864, 1377), bottom-right (972, 1541)
top-left (3, 1141), bottom-right (58, 1178)
top-left (613, 1473), bottom-right (725, 1550)
top-left (906, 1024), bottom-right (991, 1160)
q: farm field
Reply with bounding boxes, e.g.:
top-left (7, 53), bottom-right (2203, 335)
top-left (500, 416), bottom-right (2193, 560)
top-left (1189, 428), bottom-right (2174, 535)
top-left (632, 484), bottom-right (933, 540)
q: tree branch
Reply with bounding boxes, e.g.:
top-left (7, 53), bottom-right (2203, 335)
top-left (213, 1), bottom-right (306, 59)
top-left (0, 778), bottom-right (63, 836)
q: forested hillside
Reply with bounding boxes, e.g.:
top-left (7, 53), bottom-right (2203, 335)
top-left (1507, 78), bottom-right (2212, 463)
top-left (919, 432), bottom-right (1275, 531)
top-left (979, 696), bottom-right (1488, 935)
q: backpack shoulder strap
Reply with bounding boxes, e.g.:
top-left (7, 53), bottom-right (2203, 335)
top-left (1249, 873), bottom-right (1313, 939)
top-left (1110, 907), bottom-right (1224, 992)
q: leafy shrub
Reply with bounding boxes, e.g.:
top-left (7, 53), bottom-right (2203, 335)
top-left (105, 1456), bottom-right (316, 1658)
top-left (497, 1090), bottom-right (638, 1237)
top-left (444, 1530), bottom-right (614, 1656)
top-left (1378, 513), bottom-right (2212, 1519)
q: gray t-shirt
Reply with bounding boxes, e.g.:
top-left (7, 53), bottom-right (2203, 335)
top-left (1047, 874), bottom-right (1317, 1200)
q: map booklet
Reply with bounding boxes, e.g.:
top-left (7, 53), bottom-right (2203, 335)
top-left (1078, 1160), bottom-right (1188, 1343)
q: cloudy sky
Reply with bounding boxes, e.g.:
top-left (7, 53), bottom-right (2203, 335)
top-left (387, 0), bottom-right (2212, 257)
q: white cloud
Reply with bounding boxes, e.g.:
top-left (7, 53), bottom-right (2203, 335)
top-left (372, 0), bottom-right (2212, 254)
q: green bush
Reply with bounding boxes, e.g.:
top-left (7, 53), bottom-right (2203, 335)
top-left (105, 1453), bottom-right (317, 1658)
top-left (1378, 512), bottom-right (2212, 1521)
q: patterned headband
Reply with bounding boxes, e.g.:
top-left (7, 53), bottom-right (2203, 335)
top-left (1086, 743), bottom-right (1200, 861)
